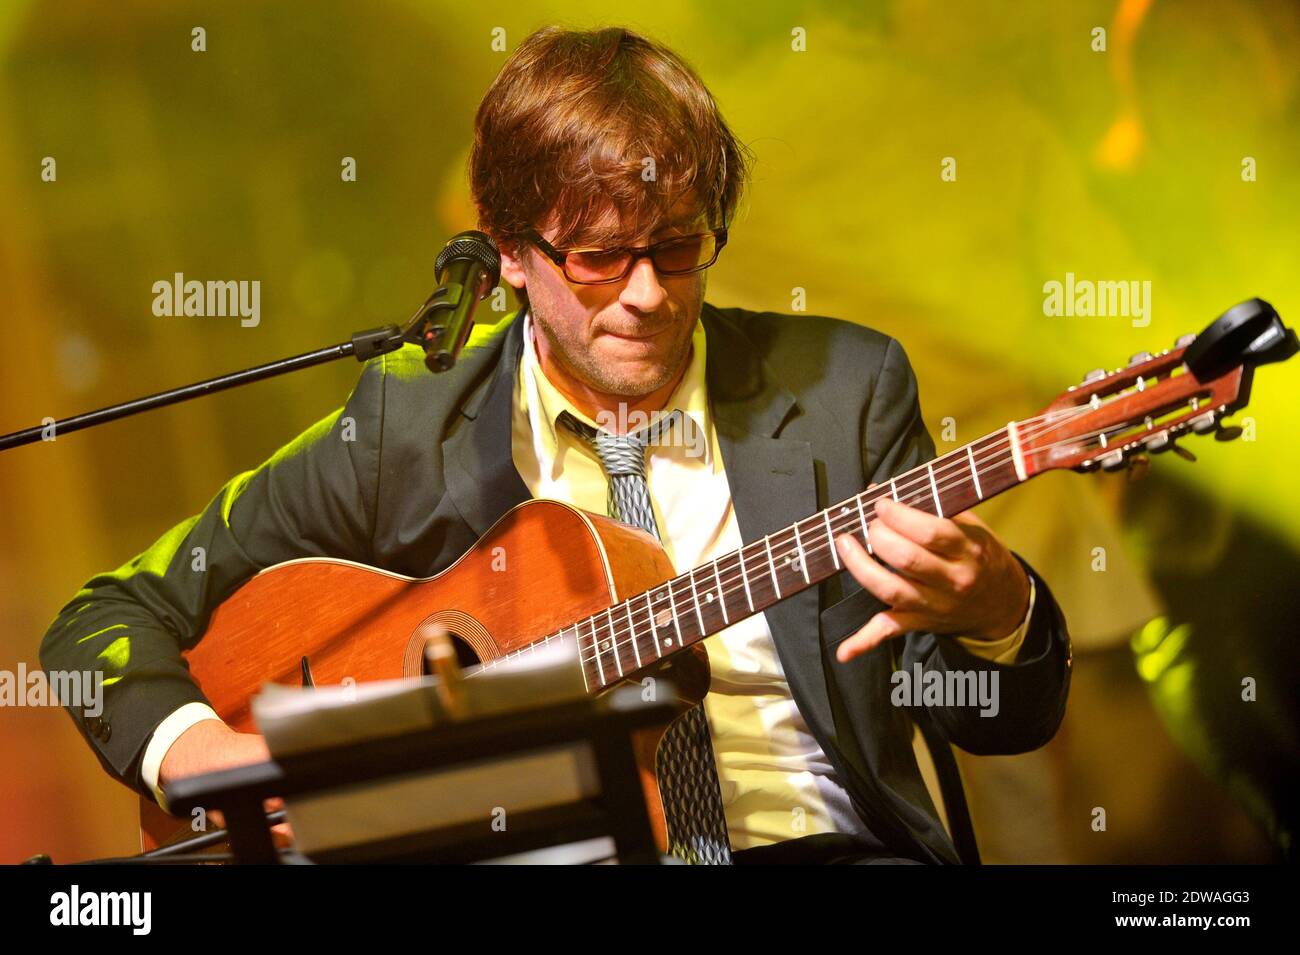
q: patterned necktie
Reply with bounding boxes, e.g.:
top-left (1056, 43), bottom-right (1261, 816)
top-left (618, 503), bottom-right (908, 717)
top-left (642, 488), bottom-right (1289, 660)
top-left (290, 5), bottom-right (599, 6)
top-left (558, 408), bottom-right (734, 865)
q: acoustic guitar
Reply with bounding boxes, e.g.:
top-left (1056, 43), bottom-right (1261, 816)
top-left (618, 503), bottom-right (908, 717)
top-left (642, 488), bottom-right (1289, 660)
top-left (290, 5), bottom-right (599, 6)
top-left (139, 299), bottom-right (1296, 854)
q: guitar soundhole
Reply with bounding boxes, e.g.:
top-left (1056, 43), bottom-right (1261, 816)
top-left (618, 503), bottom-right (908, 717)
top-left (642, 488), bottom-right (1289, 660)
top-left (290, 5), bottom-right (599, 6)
top-left (419, 633), bottom-right (481, 674)
top-left (404, 610), bottom-right (493, 678)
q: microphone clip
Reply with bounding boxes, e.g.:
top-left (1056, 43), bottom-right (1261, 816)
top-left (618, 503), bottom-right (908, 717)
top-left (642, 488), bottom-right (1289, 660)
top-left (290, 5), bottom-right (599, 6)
top-left (406, 230), bottom-right (502, 373)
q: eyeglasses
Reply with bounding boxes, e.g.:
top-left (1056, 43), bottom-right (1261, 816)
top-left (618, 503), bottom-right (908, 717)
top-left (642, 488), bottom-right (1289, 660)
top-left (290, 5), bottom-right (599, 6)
top-left (521, 219), bottom-right (729, 286)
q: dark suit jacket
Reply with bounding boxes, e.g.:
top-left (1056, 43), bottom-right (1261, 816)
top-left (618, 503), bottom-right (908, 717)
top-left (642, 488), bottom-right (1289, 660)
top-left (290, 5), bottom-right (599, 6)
top-left (41, 301), bottom-right (1072, 863)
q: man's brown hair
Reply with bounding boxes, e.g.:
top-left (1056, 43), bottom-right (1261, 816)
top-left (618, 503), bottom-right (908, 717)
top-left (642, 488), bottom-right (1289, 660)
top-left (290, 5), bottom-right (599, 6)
top-left (470, 25), bottom-right (752, 261)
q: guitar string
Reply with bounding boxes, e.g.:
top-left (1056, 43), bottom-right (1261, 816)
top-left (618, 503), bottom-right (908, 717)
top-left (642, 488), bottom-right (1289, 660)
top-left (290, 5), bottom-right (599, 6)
top-left (563, 412), bottom-right (1134, 676)
top-left (480, 400), bottom-right (1112, 674)
top-left (493, 402), bottom-right (1122, 675)
top-left (503, 369), bottom-right (1202, 676)
top-left (478, 409), bottom-right (1079, 673)
top-left (482, 361), bottom-right (1211, 680)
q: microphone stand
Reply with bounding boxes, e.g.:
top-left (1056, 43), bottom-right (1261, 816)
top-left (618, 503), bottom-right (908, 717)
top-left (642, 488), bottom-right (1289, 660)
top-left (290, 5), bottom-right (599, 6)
top-left (0, 303), bottom-right (451, 453)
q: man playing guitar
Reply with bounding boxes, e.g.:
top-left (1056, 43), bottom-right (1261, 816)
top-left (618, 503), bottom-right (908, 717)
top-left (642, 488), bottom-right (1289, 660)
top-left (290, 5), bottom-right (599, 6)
top-left (41, 25), bottom-right (1071, 864)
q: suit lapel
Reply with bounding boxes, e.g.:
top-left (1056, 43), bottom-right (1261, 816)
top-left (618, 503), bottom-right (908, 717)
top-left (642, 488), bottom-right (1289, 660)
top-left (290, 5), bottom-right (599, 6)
top-left (703, 305), bottom-right (835, 742)
top-left (441, 309), bottom-right (533, 539)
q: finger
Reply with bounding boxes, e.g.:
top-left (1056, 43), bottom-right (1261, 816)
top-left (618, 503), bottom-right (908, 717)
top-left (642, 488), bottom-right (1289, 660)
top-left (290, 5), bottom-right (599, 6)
top-left (263, 796), bottom-right (292, 847)
top-left (865, 517), bottom-right (955, 589)
top-left (950, 511), bottom-right (998, 554)
top-left (835, 534), bottom-right (927, 610)
top-left (874, 496), bottom-right (967, 559)
top-left (270, 822), bottom-right (296, 849)
top-left (835, 609), bottom-right (932, 663)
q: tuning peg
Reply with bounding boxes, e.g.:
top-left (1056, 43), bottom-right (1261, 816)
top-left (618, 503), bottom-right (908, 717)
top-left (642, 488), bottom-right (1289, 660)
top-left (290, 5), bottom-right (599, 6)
top-left (1215, 424), bottom-right (1243, 442)
top-left (1083, 368), bottom-right (1107, 383)
top-left (1142, 431), bottom-right (1172, 452)
top-left (1171, 443), bottom-right (1197, 463)
top-left (1189, 411), bottom-right (1219, 434)
top-left (1127, 455), bottom-right (1150, 481)
top-left (1098, 449), bottom-right (1126, 471)
top-left (1128, 351), bottom-right (1153, 366)
top-left (1174, 333), bottom-right (1195, 348)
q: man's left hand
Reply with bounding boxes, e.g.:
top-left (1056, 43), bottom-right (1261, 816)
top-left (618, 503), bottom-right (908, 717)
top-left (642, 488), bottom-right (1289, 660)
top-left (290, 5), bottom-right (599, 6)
top-left (832, 493), bottom-right (1030, 663)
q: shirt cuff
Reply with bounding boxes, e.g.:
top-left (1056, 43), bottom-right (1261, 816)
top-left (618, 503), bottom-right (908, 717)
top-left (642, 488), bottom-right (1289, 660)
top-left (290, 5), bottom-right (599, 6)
top-left (140, 702), bottom-right (223, 813)
top-left (954, 575), bottom-right (1036, 665)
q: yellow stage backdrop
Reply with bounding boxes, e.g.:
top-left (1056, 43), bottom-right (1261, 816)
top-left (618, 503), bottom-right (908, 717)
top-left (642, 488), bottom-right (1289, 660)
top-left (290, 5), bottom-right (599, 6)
top-left (0, 0), bottom-right (1294, 862)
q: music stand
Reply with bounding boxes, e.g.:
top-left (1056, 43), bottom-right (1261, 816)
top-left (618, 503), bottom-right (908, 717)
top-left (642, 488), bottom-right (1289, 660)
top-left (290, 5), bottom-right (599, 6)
top-left (165, 683), bottom-right (678, 864)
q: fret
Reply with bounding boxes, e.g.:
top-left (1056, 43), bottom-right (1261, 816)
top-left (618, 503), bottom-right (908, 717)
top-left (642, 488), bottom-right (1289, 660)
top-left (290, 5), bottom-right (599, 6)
top-left (791, 521), bottom-right (811, 585)
top-left (856, 494), bottom-right (869, 541)
top-left (613, 605), bottom-right (639, 670)
top-left (687, 568), bottom-right (707, 633)
top-left (738, 546), bottom-right (755, 611)
top-left (889, 478), bottom-right (897, 501)
top-left (1007, 420), bottom-right (1027, 481)
top-left (603, 611), bottom-right (624, 678)
top-left (967, 444), bottom-right (983, 500)
top-left (664, 581), bottom-right (683, 648)
top-left (587, 617), bottom-right (607, 686)
top-left (763, 535), bottom-right (781, 599)
top-left (568, 627), bottom-right (591, 694)
top-left (822, 509), bottom-right (841, 570)
top-left (927, 461), bottom-right (943, 517)
top-left (712, 558), bottom-right (730, 625)
top-left (956, 432), bottom-right (1022, 513)
top-left (624, 600), bottom-right (643, 668)
top-left (644, 591), bottom-right (662, 656)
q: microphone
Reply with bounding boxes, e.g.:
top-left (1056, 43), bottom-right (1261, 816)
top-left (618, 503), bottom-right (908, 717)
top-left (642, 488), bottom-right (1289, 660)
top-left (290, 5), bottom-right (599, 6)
top-left (410, 230), bottom-right (501, 373)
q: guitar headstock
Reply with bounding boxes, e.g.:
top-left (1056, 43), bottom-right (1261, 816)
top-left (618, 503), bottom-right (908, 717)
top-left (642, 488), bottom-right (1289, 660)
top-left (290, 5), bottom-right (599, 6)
top-left (1019, 298), bottom-right (1297, 476)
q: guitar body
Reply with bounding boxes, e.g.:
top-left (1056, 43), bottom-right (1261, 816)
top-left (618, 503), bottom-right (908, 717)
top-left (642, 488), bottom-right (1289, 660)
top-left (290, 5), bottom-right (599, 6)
top-left (140, 498), bottom-right (710, 854)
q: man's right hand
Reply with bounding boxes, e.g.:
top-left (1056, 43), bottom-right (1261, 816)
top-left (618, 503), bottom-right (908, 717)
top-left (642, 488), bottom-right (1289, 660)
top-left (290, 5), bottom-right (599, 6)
top-left (159, 719), bottom-right (294, 847)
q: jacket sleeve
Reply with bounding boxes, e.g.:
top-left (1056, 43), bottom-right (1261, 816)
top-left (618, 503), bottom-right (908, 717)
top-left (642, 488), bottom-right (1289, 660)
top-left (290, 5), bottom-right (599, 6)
top-left (38, 357), bottom-right (387, 796)
top-left (862, 336), bottom-right (1073, 755)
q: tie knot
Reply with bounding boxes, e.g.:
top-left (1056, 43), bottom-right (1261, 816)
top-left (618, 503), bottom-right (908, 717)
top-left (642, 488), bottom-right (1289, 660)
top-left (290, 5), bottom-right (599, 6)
top-left (558, 408), bottom-right (683, 478)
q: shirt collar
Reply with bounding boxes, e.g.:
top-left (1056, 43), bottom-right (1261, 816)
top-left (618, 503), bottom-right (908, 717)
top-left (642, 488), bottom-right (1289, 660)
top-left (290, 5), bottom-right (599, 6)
top-left (519, 307), bottom-right (713, 480)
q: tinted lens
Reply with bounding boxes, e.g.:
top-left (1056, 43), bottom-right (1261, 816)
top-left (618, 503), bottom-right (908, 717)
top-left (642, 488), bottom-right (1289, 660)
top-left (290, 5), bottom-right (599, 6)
top-left (566, 249), bottom-right (632, 282)
top-left (652, 234), bottom-right (716, 273)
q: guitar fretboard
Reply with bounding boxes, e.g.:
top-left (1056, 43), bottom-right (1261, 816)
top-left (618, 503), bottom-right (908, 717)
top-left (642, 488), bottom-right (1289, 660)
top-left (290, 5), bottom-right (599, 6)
top-left (492, 422), bottom-right (1030, 692)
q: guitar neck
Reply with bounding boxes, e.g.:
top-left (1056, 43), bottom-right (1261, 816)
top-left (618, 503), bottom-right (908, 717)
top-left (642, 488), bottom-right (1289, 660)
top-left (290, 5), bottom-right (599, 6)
top-left (542, 421), bottom-right (1031, 692)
